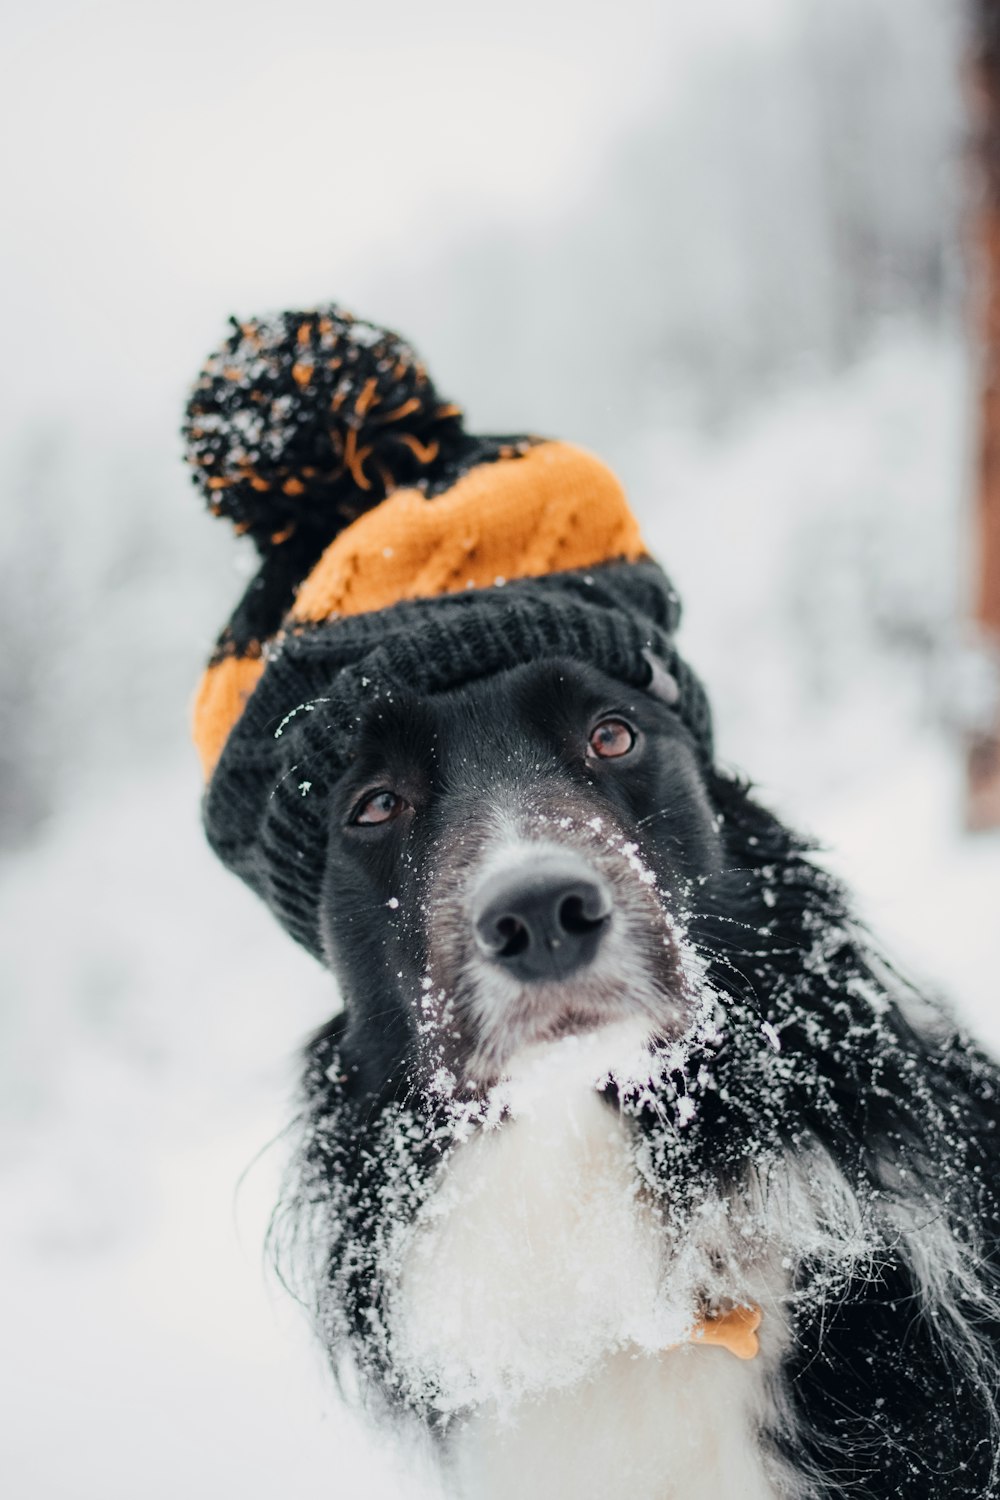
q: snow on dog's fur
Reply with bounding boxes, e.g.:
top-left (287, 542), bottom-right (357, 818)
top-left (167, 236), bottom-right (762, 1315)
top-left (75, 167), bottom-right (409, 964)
top-left (275, 657), bottom-right (1000, 1500)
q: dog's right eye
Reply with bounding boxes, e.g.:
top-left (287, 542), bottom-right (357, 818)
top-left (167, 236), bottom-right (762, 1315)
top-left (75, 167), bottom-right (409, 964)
top-left (350, 789), bottom-right (407, 827)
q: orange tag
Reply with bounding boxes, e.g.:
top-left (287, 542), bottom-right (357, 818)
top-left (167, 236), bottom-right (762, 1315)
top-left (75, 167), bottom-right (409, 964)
top-left (688, 1304), bottom-right (761, 1361)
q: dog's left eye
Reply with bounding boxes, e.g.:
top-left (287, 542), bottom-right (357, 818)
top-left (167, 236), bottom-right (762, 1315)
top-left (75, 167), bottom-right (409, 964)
top-left (588, 718), bottom-right (636, 759)
top-left (351, 789), bottom-right (407, 826)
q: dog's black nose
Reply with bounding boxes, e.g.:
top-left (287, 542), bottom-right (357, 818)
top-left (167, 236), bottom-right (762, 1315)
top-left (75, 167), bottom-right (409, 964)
top-left (472, 854), bottom-right (613, 981)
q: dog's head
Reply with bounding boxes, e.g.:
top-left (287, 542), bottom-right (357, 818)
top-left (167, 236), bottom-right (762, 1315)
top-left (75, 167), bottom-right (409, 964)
top-left (318, 656), bottom-right (722, 1095)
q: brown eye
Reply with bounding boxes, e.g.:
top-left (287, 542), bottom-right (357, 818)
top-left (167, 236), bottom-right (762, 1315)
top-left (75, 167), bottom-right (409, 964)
top-left (588, 718), bottom-right (636, 760)
top-left (352, 789), bottom-right (406, 826)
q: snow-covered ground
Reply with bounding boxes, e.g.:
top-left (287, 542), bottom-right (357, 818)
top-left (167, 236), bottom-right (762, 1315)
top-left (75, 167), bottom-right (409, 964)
top-left (3, 329), bottom-right (998, 1497)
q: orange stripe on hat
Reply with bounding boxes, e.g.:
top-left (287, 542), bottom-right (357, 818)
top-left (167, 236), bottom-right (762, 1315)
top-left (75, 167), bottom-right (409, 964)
top-left (193, 653), bottom-right (266, 780)
top-left (192, 442), bottom-right (648, 781)
top-left (290, 441), bottom-right (648, 624)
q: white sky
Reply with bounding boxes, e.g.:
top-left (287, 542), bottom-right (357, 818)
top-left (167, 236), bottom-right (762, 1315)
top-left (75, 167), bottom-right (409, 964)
top-left (1, 0), bottom-right (794, 436)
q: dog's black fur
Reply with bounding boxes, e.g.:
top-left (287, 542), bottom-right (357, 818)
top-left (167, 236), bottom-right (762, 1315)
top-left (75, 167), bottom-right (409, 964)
top-left (279, 658), bottom-right (1000, 1498)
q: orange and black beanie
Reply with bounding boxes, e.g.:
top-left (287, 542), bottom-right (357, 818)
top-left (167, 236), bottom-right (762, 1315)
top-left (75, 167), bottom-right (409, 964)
top-left (184, 305), bottom-right (712, 958)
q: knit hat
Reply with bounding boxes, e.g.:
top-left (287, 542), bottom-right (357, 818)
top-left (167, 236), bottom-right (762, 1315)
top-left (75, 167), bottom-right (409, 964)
top-left (185, 305), bottom-right (712, 958)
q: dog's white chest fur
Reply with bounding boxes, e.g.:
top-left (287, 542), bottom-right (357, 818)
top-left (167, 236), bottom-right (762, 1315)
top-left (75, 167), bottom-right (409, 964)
top-left (454, 1346), bottom-right (784, 1500)
top-left (392, 1036), bottom-right (788, 1500)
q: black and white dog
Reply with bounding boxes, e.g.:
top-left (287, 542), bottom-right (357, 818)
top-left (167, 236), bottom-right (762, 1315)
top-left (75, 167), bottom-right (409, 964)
top-left (277, 655), bottom-right (1000, 1499)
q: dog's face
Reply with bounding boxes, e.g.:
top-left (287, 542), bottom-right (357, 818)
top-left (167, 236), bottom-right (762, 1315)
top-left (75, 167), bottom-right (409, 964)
top-left (319, 658), bottom-right (723, 1096)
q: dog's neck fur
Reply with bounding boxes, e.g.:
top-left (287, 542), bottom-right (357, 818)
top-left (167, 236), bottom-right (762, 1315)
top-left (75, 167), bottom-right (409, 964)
top-left (452, 1348), bottom-right (787, 1500)
top-left (392, 1034), bottom-right (797, 1500)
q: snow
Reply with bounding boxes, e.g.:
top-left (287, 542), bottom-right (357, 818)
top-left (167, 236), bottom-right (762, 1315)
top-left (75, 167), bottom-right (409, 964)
top-left (0, 767), bottom-right (441, 1498)
top-left (393, 1034), bottom-right (674, 1411)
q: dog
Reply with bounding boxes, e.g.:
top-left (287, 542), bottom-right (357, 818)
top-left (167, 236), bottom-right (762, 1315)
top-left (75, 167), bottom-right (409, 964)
top-left (182, 303), bottom-right (1000, 1499)
top-left (274, 653), bottom-right (1000, 1500)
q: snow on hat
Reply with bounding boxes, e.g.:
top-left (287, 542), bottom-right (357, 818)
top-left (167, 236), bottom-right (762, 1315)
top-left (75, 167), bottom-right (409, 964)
top-left (184, 305), bottom-right (712, 957)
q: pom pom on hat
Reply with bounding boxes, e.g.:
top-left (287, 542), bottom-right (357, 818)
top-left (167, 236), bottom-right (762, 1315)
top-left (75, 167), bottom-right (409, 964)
top-left (183, 305), bottom-right (469, 554)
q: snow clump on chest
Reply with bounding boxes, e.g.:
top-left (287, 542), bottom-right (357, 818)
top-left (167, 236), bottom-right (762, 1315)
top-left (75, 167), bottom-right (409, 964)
top-left (390, 1024), bottom-right (702, 1413)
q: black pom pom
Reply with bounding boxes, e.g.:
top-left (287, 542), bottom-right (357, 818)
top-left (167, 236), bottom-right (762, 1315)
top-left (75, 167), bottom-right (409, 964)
top-left (183, 306), bottom-right (467, 552)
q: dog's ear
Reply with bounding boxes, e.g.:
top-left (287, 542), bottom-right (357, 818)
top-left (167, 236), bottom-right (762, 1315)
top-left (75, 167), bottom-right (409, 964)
top-left (642, 648), bottom-right (681, 707)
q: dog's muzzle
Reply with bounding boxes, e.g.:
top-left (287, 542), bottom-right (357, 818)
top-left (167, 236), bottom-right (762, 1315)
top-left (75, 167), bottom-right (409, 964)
top-left (471, 853), bottom-right (613, 983)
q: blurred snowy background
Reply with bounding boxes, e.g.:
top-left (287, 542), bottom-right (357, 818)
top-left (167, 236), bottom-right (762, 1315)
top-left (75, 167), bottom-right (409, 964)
top-left (2, 0), bottom-right (998, 1495)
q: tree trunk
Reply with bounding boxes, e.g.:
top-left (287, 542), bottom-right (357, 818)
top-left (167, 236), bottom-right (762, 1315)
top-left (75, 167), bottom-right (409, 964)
top-left (967, 0), bottom-right (1000, 831)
